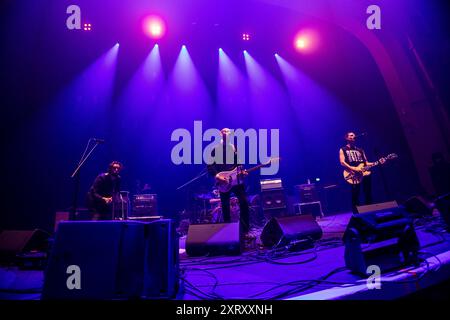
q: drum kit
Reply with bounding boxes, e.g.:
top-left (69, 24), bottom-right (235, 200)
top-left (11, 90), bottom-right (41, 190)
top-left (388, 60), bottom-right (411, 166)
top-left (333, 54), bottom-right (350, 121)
top-left (194, 189), bottom-right (241, 223)
top-left (192, 189), bottom-right (265, 227)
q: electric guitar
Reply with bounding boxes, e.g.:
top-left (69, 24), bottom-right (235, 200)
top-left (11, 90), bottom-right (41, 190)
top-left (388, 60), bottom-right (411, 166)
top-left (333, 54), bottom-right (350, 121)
top-left (343, 153), bottom-right (398, 185)
top-left (215, 157), bottom-right (281, 193)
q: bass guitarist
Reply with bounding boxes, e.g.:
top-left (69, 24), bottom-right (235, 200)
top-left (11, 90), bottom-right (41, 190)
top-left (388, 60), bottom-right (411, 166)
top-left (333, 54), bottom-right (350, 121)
top-left (339, 132), bottom-right (385, 214)
top-left (207, 128), bottom-right (251, 237)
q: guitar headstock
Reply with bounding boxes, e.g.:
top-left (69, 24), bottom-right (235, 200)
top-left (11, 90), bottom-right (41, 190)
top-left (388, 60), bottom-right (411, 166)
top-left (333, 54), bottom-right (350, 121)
top-left (263, 157), bottom-right (281, 165)
top-left (385, 153), bottom-right (398, 160)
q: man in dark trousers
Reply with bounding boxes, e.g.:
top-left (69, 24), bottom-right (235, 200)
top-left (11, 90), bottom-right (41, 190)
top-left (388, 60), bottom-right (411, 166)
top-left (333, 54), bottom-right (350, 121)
top-left (207, 128), bottom-right (251, 238)
top-left (339, 132), bottom-right (385, 214)
top-left (86, 161), bottom-right (122, 220)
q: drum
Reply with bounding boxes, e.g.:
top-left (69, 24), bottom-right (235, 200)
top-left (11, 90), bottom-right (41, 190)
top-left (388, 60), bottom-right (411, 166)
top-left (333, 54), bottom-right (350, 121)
top-left (209, 197), bottom-right (240, 223)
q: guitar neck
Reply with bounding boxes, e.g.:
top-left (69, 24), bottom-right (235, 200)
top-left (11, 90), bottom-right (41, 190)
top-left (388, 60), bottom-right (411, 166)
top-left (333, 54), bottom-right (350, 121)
top-left (368, 161), bottom-right (379, 168)
top-left (246, 163), bottom-right (269, 173)
top-left (365, 157), bottom-right (387, 170)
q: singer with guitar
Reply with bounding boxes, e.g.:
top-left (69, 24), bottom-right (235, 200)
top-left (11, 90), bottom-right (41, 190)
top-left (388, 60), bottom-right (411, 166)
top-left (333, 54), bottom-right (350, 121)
top-left (339, 132), bottom-right (386, 214)
top-left (207, 128), bottom-right (252, 238)
top-left (86, 161), bottom-right (122, 220)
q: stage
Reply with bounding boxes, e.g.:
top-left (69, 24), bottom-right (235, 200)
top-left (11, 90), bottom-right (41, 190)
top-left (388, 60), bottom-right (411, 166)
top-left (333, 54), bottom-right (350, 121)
top-left (1, 211), bottom-right (450, 301)
top-left (178, 212), bottom-right (450, 300)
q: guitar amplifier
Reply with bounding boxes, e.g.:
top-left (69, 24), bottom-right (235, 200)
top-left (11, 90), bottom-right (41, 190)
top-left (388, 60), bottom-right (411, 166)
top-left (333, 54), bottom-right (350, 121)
top-left (295, 184), bottom-right (319, 203)
top-left (260, 178), bottom-right (283, 190)
top-left (131, 194), bottom-right (158, 217)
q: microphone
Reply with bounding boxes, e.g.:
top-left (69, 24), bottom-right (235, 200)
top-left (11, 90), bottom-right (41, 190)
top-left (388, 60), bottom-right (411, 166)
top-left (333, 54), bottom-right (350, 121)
top-left (92, 138), bottom-right (105, 144)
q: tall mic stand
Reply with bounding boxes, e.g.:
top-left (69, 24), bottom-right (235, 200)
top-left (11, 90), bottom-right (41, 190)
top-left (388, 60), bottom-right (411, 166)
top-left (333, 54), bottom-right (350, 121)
top-left (176, 168), bottom-right (208, 190)
top-left (69, 139), bottom-right (102, 220)
top-left (177, 168), bottom-right (209, 223)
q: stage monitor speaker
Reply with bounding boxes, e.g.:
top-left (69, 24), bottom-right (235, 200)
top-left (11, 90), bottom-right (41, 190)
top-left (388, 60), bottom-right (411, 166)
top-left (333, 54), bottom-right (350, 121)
top-left (260, 215), bottom-right (323, 248)
top-left (343, 206), bottom-right (420, 276)
top-left (186, 222), bottom-right (240, 257)
top-left (404, 196), bottom-right (433, 216)
top-left (0, 229), bottom-right (49, 263)
top-left (356, 201), bottom-right (399, 214)
top-left (42, 220), bottom-right (179, 299)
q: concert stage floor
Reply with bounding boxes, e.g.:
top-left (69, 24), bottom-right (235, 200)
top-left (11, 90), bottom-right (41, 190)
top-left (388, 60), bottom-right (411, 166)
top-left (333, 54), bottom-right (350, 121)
top-left (1, 212), bottom-right (450, 300)
top-left (178, 212), bottom-right (450, 300)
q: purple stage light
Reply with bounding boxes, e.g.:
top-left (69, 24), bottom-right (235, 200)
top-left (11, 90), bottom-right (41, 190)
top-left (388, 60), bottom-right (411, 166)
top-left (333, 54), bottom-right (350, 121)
top-left (242, 33), bottom-right (250, 41)
top-left (83, 23), bottom-right (92, 31)
top-left (142, 15), bottom-right (166, 39)
top-left (217, 47), bottom-right (249, 125)
top-left (294, 29), bottom-right (319, 53)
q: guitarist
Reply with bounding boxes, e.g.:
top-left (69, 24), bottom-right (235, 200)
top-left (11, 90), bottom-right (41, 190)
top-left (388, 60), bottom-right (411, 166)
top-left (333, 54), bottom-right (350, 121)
top-left (207, 128), bottom-right (251, 238)
top-left (86, 161), bottom-right (122, 220)
top-left (339, 132), bottom-right (385, 214)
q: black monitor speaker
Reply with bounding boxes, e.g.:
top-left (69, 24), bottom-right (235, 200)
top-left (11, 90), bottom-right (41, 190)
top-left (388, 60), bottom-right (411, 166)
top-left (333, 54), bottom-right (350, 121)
top-left (260, 215), bottom-right (323, 248)
top-left (0, 229), bottom-right (49, 263)
top-left (343, 204), bottom-right (420, 276)
top-left (186, 222), bottom-right (241, 257)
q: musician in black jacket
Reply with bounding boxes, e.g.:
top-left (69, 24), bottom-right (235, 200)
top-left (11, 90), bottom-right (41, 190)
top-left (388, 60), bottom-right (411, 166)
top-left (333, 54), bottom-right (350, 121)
top-left (207, 128), bottom-right (251, 237)
top-left (86, 161), bottom-right (122, 220)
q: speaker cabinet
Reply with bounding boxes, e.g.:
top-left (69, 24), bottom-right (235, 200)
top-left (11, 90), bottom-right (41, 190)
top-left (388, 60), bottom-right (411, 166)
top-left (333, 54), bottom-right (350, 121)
top-left (143, 219), bottom-right (179, 299)
top-left (296, 184), bottom-right (319, 203)
top-left (261, 189), bottom-right (286, 210)
top-left (186, 222), bottom-right (240, 257)
top-left (260, 215), bottom-right (323, 248)
top-left (42, 220), bottom-right (178, 299)
top-left (343, 207), bottom-right (420, 276)
top-left (43, 221), bottom-right (145, 300)
top-left (0, 229), bottom-right (49, 263)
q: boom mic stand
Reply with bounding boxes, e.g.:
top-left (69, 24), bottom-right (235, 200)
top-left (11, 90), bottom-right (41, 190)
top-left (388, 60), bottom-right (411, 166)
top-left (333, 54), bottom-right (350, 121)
top-left (176, 168), bottom-right (208, 191)
top-left (69, 138), bottom-right (103, 220)
top-left (177, 168), bottom-right (209, 223)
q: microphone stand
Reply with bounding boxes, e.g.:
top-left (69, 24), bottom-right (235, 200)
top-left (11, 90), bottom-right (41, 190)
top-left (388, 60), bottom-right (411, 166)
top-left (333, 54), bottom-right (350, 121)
top-left (69, 139), bottom-right (102, 220)
top-left (176, 168), bottom-right (208, 190)
top-left (177, 168), bottom-right (209, 223)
